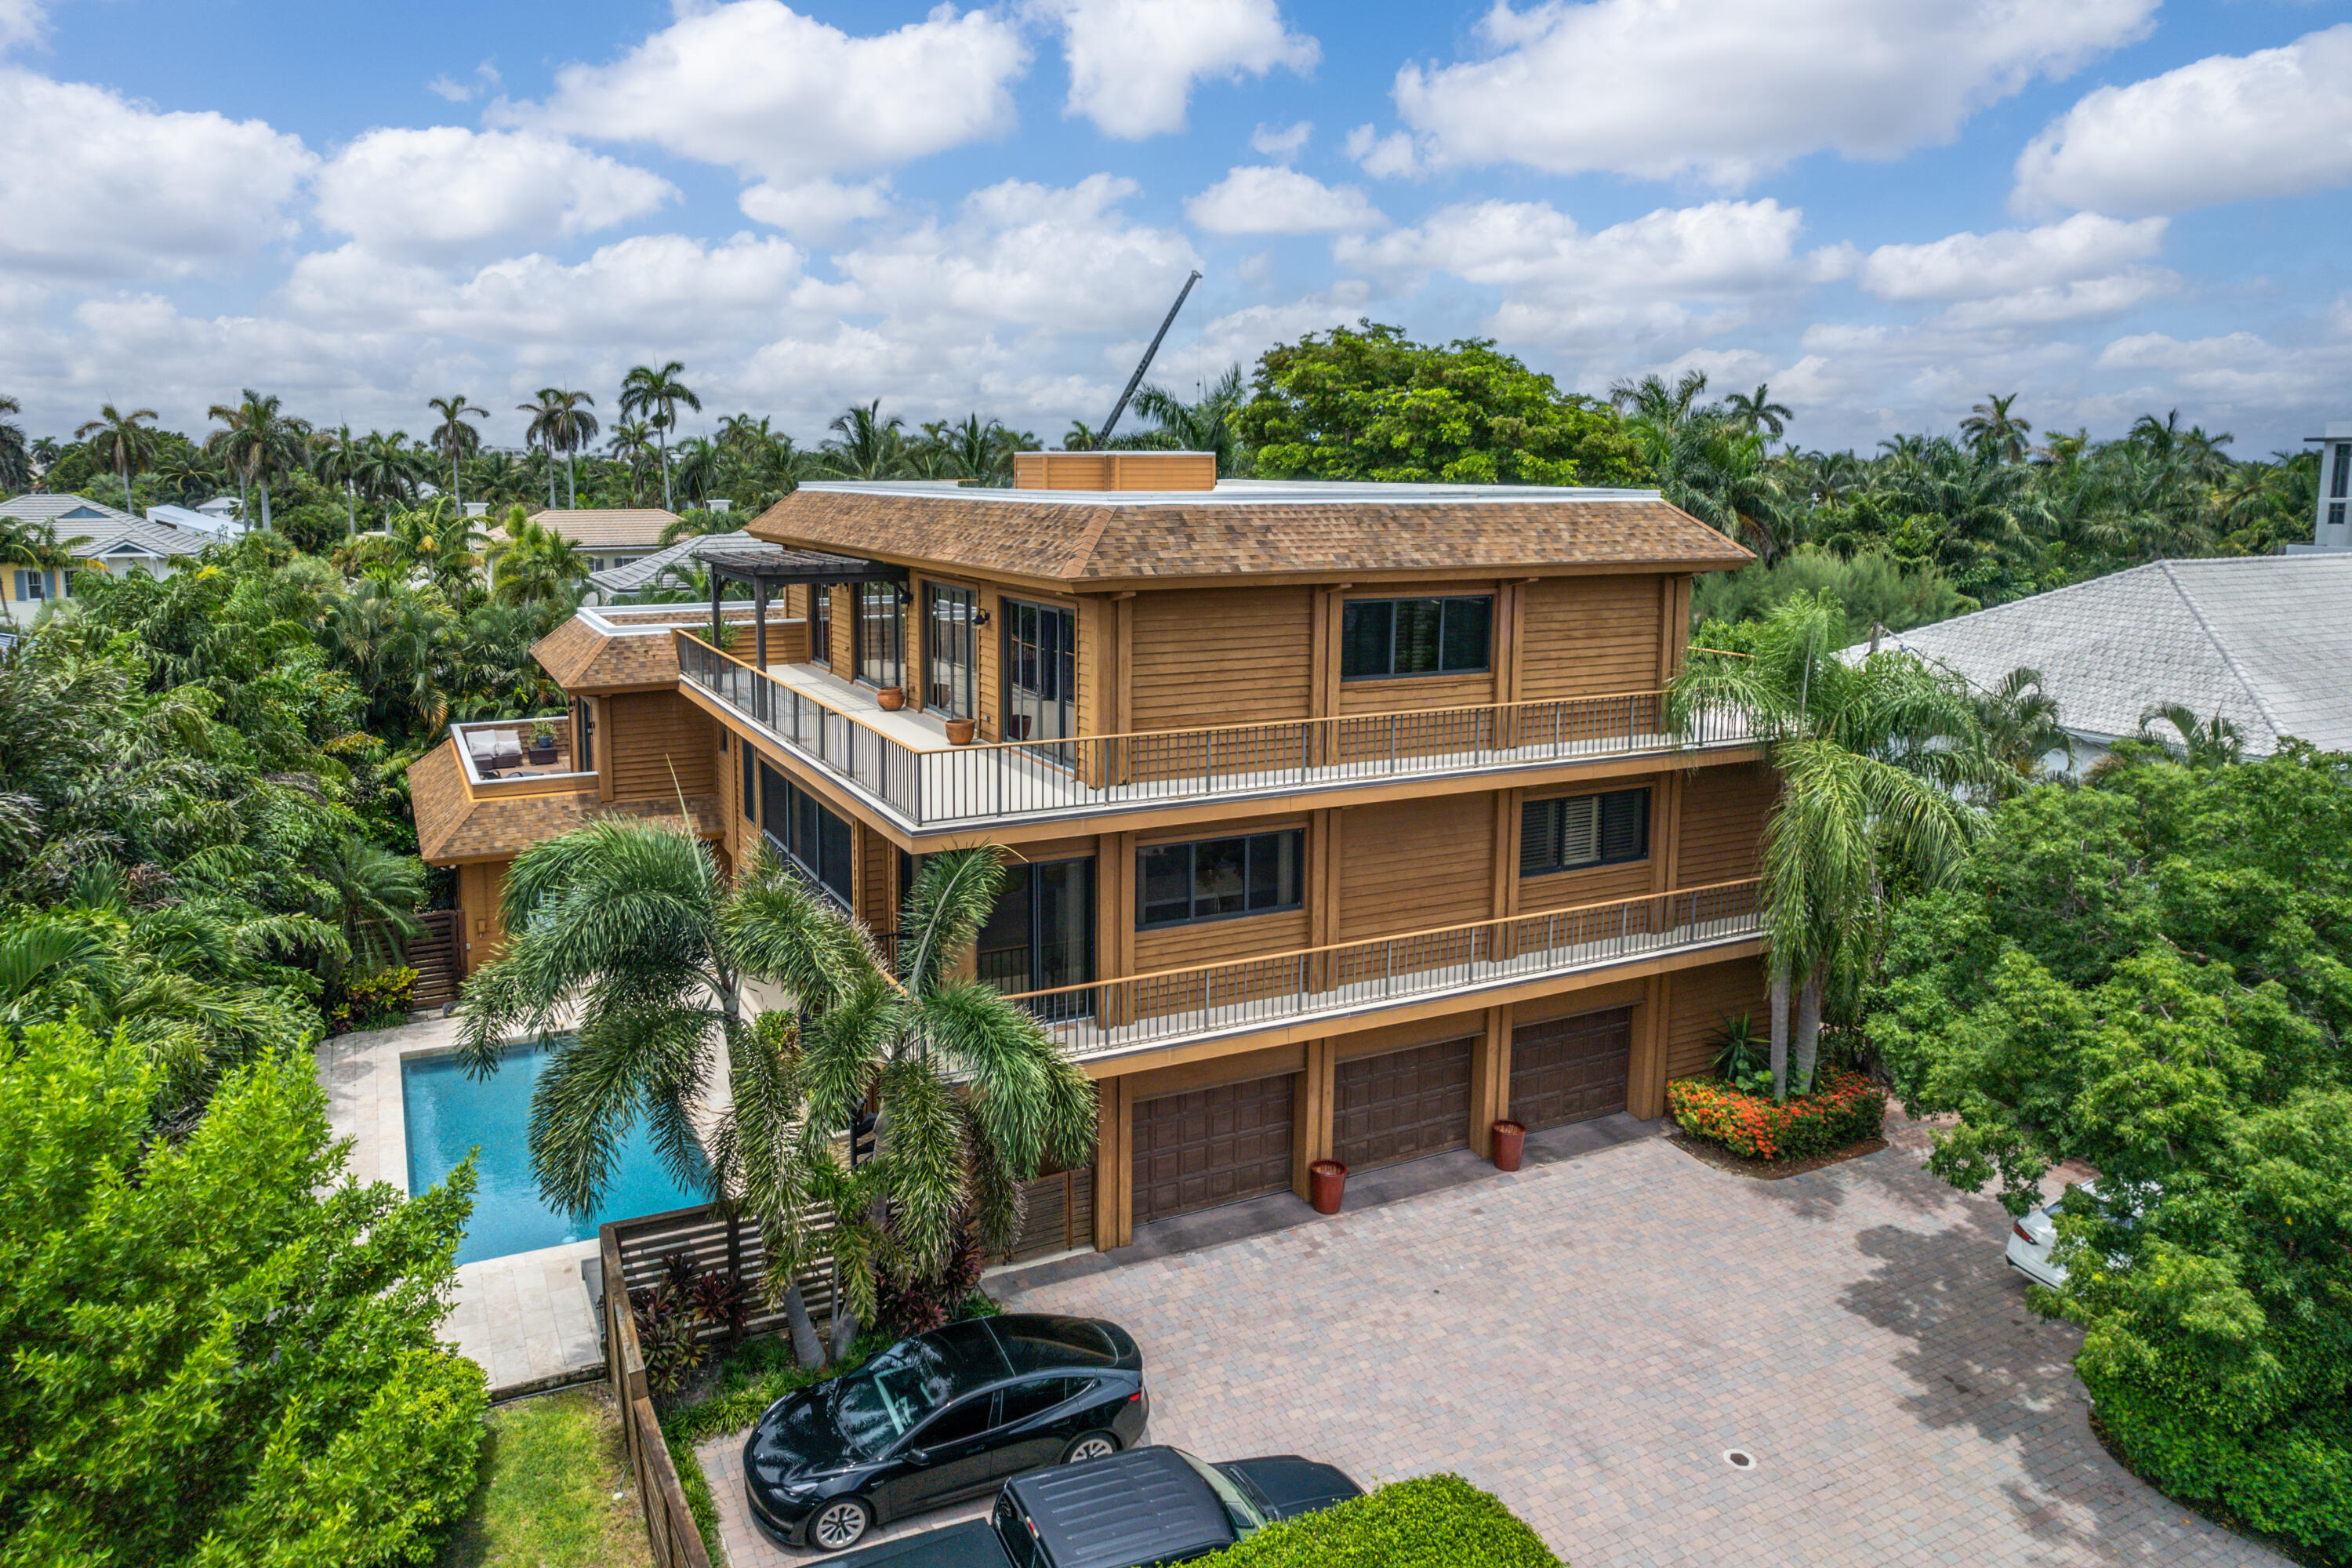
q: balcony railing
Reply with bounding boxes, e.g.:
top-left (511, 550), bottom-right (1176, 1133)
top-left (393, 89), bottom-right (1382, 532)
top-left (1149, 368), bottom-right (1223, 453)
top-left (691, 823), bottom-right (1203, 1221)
top-left (999, 878), bottom-right (1762, 1058)
top-left (449, 716), bottom-right (593, 789)
top-left (677, 631), bottom-right (1750, 829)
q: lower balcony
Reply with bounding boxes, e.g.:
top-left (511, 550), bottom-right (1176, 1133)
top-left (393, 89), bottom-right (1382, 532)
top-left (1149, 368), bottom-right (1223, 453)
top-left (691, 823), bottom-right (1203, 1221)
top-left (1000, 878), bottom-right (1762, 1061)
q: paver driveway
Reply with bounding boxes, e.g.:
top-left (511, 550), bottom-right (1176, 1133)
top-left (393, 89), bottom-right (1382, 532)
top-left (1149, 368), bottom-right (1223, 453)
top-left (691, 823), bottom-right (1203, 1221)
top-left (703, 1123), bottom-right (2285, 1568)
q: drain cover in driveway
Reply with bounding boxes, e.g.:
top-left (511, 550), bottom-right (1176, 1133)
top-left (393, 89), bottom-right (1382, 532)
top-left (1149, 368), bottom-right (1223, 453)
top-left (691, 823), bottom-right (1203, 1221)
top-left (1723, 1450), bottom-right (1755, 1469)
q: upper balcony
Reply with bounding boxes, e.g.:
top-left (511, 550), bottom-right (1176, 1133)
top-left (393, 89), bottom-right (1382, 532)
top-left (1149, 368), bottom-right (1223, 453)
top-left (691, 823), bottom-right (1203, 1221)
top-left (675, 630), bottom-right (1753, 833)
top-left (412, 713), bottom-right (720, 866)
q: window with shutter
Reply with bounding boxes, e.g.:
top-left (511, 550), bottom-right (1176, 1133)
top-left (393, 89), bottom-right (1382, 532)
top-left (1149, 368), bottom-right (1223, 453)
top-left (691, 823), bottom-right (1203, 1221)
top-left (1521, 789), bottom-right (1649, 876)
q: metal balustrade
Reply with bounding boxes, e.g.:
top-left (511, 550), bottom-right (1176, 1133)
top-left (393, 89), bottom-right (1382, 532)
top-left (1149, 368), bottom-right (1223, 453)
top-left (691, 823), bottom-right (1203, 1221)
top-left (677, 630), bottom-right (1751, 829)
top-left (1000, 878), bottom-right (1762, 1058)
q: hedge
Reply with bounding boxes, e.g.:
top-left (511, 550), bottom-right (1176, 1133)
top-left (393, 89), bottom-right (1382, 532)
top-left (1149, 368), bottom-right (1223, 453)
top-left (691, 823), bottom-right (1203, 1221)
top-left (2089, 1371), bottom-right (2352, 1564)
top-left (1193, 1474), bottom-right (1563, 1568)
top-left (1667, 1066), bottom-right (1886, 1160)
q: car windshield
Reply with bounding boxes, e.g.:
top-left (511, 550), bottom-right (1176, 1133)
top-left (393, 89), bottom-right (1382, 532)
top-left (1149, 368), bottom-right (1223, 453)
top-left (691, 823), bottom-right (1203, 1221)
top-left (832, 1324), bottom-right (1010, 1458)
top-left (1174, 1450), bottom-right (1268, 1538)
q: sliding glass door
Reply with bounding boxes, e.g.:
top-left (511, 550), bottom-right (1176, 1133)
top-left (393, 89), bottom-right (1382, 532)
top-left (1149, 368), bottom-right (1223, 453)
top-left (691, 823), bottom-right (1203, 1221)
top-left (855, 581), bottom-right (904, 691)
top-left (1002, 598), bottom-right (1074, 760)
top-left (925, 583), bottom-right (977, 719)
top-left (975, 857), bottom-right (1094, 1020)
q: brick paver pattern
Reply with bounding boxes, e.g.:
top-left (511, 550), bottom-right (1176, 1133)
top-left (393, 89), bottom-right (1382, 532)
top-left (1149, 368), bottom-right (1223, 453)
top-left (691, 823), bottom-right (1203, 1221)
top-left (704, 1132), bottom-right (2286, 1567)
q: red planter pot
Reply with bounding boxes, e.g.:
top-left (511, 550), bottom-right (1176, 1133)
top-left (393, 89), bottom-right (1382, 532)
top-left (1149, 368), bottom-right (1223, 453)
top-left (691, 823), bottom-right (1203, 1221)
top-left (1308, 1159), bottom-right (1347, 1215)
top-left (1490, 1120), bottom-right (1527, 1172)
top-left (876, 688), bottom-right (906, 711)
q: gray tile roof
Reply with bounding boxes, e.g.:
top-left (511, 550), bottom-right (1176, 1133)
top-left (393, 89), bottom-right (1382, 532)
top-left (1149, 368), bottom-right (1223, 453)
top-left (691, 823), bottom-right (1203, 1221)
top-left (2, 495), bottom-right (211, 562)
top-left (586, 530), bottom-right (760, 594)
top-left (1859, 554), bottom-right (2352, 756)
top-left (1, 493), bottom-right (139, 528)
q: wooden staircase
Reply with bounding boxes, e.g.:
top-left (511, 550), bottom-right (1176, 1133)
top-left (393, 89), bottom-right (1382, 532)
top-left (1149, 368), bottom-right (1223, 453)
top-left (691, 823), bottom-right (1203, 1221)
top-left (407, 909), bottom-right (463, 1011)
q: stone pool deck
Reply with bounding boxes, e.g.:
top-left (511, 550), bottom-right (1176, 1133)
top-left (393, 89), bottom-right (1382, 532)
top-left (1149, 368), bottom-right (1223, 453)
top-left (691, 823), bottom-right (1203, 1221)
top-left (316, 1014), bottom-right (604, 1397)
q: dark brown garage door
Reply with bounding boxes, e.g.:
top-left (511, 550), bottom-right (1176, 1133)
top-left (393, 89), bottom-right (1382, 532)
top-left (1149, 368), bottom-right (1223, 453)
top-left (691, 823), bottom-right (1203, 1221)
top-left (1334, 1038), bottom-right (1473, 1171)
top-left (1131, 1075), bottom-right (1295, 1227)
top-left (1510, 1007), bottom-right (1632, 1129)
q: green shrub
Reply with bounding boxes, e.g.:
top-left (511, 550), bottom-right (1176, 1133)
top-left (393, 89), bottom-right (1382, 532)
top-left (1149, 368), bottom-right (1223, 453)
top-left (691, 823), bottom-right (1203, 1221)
top-left (1194, 1474), bottom-right (1562, 1568)
top-left (1668, 1067), bottom-right (1886, 1160)
top-left (329, 965), bottom-right (416, 1033)
top-left (2091, 1376), bottom-right (2352, 1563)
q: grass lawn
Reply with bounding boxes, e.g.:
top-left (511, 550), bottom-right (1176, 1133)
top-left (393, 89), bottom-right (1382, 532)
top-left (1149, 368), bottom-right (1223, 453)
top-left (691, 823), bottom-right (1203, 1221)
top-left (435, 1386), bottom-right (654, 1568)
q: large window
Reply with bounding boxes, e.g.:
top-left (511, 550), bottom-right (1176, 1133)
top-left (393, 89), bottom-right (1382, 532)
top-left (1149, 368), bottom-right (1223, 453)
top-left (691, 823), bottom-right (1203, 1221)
top-left (1002, 599), bottom-right (1074, 755)
top-left (812, 586), bottom-right (832, 665)
top-left (757, 760), bottom-right (854, 906)
top-left (855, 581), bottom-right (905, 691)
top-left (1520, 789), bottom-right (1649, 877)
top-left (2332, 441), bottom-right (2350, 499)
top-left (1340, 595), bottom-right (1492, 679)
top-left (976, 857), bottom-right (1094, 1018)
top-left (925, 583), bottom-right (978, 719)
top-left (574, 697), bottom-right (596, 772)
top-left (1138, 830), bottom-right (1303, 929)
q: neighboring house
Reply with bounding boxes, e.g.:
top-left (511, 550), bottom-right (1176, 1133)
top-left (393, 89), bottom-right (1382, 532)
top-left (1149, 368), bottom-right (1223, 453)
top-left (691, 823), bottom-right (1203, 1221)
top-left (527, 507), bottom-right (679, 574)
top-left (583, 529), bottom-right (762, 603)
top-left (146, 503), bottom-right (234, 539)
top-left (2, 495), bottom-right (212, 625)
top-left (1859, 554), bottom-right (2352, 771)
top-left (413, 451), bottom-right (1779, 1254)
top-left (2297, 420), bottom-right (2352, 554)
top-left (196, 495), bottom-right (245, 527)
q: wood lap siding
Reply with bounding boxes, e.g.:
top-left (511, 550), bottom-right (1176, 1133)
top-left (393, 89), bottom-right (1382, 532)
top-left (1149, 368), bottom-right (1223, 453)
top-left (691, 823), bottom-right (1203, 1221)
top-left (1337, 797), bottom-right (1494, 941)
top-left (1133, 906), bottom-right (1312, 975)
top-left (1665, 956), bottom-right (1771, 1080)
top-left (1676, 761), bottom-right (1776, 887)
top-left (1517, 856), bottom-right (1653, 914)
top-left (1131, 588), bottom-right (1314, 730)
top-left (1517, 575), bottom-right (1667, 699)
top-left (606, 692), bottom-right (717, 799)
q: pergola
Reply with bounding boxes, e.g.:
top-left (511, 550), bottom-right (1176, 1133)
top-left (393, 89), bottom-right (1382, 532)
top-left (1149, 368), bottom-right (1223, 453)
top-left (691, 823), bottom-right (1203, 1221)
top-left (701, 544), bottom-right (906, 671)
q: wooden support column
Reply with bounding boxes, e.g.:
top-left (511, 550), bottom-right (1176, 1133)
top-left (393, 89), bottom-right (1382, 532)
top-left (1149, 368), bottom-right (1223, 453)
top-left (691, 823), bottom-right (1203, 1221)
top-left (1290, 1040), bottom-right (1337, 1199)
top-left (753, 577), bottom-right (768, 673)
top-left (593, 696), bottom-right (615, 803)
top-left (1470, 1003), bottom-right (1513, 1157)
top-left (1631, 973), bottom-right (1671, 1120)
top-left (1093, 1076), bottom-right (1131, 1251)
top-left (1657, 769), bottom-right (1685, 891)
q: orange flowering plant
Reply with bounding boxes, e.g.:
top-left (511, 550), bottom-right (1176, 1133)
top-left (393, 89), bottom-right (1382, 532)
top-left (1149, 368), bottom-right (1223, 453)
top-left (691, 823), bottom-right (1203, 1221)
top-left (1668, 1066), bottom-right (1886, 1161)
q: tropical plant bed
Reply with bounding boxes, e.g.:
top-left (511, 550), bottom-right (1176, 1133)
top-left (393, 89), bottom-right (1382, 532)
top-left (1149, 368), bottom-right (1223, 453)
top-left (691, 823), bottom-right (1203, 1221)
top-left (433, 1386), bottom-right (652, 1568)
top-left (1664, 1126), bottom-right (1887, 1180)
top-left (1193, 1473), bottom-right (1563, 1567)
top-left (1666, 1067), bottom-right (1889, 1166)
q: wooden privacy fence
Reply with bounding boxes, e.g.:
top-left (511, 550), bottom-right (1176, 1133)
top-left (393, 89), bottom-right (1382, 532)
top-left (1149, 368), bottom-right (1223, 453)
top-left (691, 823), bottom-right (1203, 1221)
top-left (601, 1226), bottom-right (714, 1568)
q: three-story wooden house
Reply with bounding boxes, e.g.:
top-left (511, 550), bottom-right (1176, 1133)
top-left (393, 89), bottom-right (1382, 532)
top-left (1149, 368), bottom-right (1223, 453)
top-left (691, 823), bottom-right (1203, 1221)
top-left (412, 452), bottom-right (1775, 1254)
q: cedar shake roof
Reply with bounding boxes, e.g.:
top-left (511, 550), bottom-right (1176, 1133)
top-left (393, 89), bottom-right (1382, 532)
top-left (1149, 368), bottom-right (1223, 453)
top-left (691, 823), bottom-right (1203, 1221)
top-left (746, 481), bottom-right (1751, 584)
top-left (532, 604), bottom-right (809, 692)
top-left (410, 740), bottom-right (720, 862)
top-left (528, 508), bottom-right (681, 549)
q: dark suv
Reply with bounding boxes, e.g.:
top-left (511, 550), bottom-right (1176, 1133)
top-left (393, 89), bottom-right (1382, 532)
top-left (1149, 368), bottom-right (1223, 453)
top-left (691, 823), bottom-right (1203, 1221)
top-left (745, 1316), bottom-right (1150, 1552)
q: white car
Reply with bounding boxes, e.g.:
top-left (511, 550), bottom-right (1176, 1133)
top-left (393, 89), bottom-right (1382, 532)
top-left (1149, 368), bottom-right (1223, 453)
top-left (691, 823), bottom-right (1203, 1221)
top-left (2005, 1179), bottom-right (2148, 1289)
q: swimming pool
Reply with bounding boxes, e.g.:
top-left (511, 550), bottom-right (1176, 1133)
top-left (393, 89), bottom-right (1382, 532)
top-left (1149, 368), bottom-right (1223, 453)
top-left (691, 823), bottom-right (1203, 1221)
top-left (403, 1041), bottom-right (709, 1267)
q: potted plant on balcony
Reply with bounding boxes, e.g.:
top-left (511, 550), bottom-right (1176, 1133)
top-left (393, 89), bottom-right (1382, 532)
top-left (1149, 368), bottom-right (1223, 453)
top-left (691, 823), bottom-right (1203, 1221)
top-left (877, 686), bottom-right (906, 711)
top-left (945, 717), bottom-right (977, 745)
top-left (527, 724), bottom-right (558, 766)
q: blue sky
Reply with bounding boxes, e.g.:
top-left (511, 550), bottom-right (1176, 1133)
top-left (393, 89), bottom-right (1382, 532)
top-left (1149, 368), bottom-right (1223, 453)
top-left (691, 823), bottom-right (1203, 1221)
top-left (5, 0), bottom-right (2350, 456)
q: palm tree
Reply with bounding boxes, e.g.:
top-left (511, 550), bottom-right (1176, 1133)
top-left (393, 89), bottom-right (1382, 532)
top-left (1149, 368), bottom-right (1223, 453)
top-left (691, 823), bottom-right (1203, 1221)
top-left (1669, 593), bottom-right (2008, 1098)
top-left (0, 518), bottom-right (91, 606)
top-left (619, 361), bottom-right (701, 511)
top-left (350, 429), bottom-right (424, 511)
top-left (2136, 702), bottom-right (2243, 768)
top-left (1970, 666), bottom-right (2071, 786)
top-left (822, 401), bottom-right (909, 480)
top-left (1130, 368), bottom-right (1245, 474)
top-left (0, 394), bottom-right (27, 492)
top-left (74, 405), bottom-right (161, 514)
top-left (605, 419), bottom-right (658, 504)
top-left (427, 393), bottom-right (488, 510)
top-left (520, 388), bottom-right (598, 509)
top-left (310, 424), bottom-right (363, 535)
top-left (205, 390), bottom-right (312, 534)
top-left (1960, 394), bottom-right (2033, 465)
top-left (485, 511), bottom-right (589, 608)
top-left (1724, 384), bottom-right (1794, 441)
top-left (303, 833), bottom-right (426, 977)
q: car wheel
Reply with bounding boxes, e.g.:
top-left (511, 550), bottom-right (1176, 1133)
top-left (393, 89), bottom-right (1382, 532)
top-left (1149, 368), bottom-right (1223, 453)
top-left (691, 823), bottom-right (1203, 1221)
top-left (1062, 1432), bottom-right (1120, 1464)
top-left (809, 1497), bottom-right (873, 1552)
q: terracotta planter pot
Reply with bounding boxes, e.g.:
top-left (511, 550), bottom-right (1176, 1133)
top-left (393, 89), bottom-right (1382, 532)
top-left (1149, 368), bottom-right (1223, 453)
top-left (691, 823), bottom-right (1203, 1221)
top-left (1308, 1159), bottom-right (1347, 1215)
top-left (876, 687), bottom-right (906, 711)
top-left (1490, 1120), bottom-right (1528, 1172)
top-left (945, 717), bottom-right (978, 745)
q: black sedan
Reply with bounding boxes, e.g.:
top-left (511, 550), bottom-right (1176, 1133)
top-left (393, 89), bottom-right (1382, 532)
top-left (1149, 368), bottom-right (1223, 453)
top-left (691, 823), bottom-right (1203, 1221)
top-left (744, 1314), bottom-right (1149, 1552)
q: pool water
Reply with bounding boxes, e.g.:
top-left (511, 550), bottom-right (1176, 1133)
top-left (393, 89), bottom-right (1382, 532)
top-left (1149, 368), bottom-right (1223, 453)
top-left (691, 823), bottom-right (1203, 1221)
top-left (403, 1042), bottom-right (709, 1266)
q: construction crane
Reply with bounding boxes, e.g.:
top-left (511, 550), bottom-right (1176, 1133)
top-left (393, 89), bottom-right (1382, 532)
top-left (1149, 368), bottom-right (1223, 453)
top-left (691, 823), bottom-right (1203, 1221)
top-left (1092, 270), bottom-right (1202, 450)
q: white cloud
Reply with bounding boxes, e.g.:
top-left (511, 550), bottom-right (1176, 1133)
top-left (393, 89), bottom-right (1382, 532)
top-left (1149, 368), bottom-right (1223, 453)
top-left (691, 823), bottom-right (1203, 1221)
top-left (1250, 120), bottom-right (1311, 159)
top-left (2015, 24), bottom-right (2352, 215)
top-left (314, 128), bottom-right (675, 260)
top-left (1149, 283), bottom-right (1371, 383)
top-left (515, 1), bottom-right (1029, 182)
top-left (1345, 124), bottom-right (1420, 180)
top-left (1857, 214), bottom-right (2167, 302)
top-left (1185, 165), bottom-right (1384, 234)
top-left (1387, 0), bottom-right (2153, 187)
top-left (1341, 198), bottom-right (1815, 353)
top-left (830, 173), bottom-right (1201, 335)
top-left (739, 179), bottom-right (895, 241)
top-left (1935, 272), bottom-right (2178, 330)
top-left (1031, 0), bottom-right (1318, 139)
top-left (2096, 329), bottom-right (2328, 408)
top-left (1, 0), bottom-right (45, 52)
top-left (426, 60), bottom-right (501, 103)
top-left (0, 68), bottom-right (315, 278)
